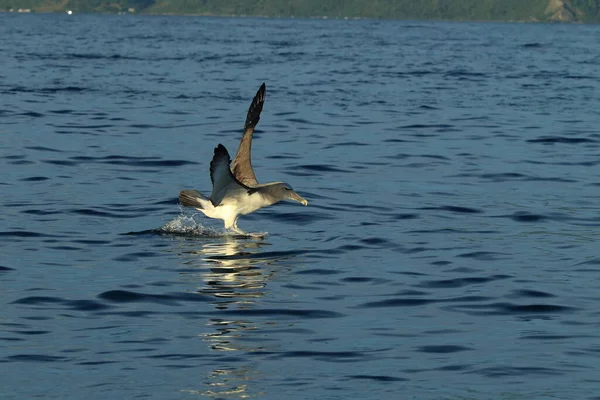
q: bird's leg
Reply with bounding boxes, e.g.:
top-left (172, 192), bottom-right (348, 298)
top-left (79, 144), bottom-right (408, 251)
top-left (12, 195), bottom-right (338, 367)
top-left (231, 219), bottom-right (247, 235)
top-left (231, 220), bottom-right (266, 239)
top-left (231, 226), bottom-right (247, 235)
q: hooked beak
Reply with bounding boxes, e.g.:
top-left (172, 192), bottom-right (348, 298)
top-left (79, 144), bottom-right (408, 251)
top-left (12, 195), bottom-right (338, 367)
top-left (289, 191), bottom-right (308, 206)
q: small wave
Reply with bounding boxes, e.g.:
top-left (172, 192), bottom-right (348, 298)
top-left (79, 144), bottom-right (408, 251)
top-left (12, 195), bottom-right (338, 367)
top-left (98, 290), bottom-right (211, 305)
top-left (22, 209), bottom-right (60, 216)
top-left (456, 251), bottom-right (508, 260)
top-left (416, 345), bottom-right (472, 353)
top-left (24, 146), bottom-right (63, 153)
top-left (5, 354), bottom-right (68, 363)
top-left (42, 156), bottom-right (196, 168)
top-left (34, 53), bottom-right (186, 62)
top-left (261, 211), bottom-right (330, 224)
top-left (356, 298), bottom-right (437, 308)
top-left (297, 164), bottom-right (350, 173)
top-left (416, 275), bottom-right (510, 289)
top-left (479, 172), bottom-right (527, 180)
top-left (400, 123), bottom-right (454, 129)
top-left (391, 70), bottom-right (434, 77)
top-left (19, 176), bottom-right (49, 182)
top-left (20, 111), bottom-right (44, 117)
top-left (420, 205), bottom-right (483, 214)
top-left (445, 70), bottom-right (487, 78)
top-left (324, 141), bottom-right (369, 149)
top-left (9, 87), bottom-right (91, 95)
top-left (510, 289), bottom-right (555, 298)
top-left (346, 374), bottom-right (407, 382)
top-left (0, 230), bottom-right (56, 238)
top-left (521, 42), bottom-right (542, 48)
top-left (510, 212), bottom-right (547, 223)
top-left (472, 366), bottom-right (562, 377)
top-left (392, 213), bottom-right (420, 220)
top-left (445, 302), bottom-right (576, 316)
top-left (527, 136), bottom-right (596, 144)
top-left (11, 296), bottom-right (112, 311)
top-left (262, 349), bottom-right (372, 362)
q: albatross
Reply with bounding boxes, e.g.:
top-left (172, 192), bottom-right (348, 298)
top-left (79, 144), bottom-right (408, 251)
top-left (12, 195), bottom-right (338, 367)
top-left (178, 83), bottom-right (308, 236)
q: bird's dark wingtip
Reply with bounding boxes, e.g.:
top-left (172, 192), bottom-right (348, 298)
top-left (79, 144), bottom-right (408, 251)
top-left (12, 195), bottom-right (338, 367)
top-left (215, 143), bottom-right (229, 155)
top-left (244, 83), bottom-right (266, 130)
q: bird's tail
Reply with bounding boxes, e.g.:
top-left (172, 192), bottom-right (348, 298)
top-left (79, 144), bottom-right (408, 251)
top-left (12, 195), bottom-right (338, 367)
top-left (179, 190), bottom-right (209, 209)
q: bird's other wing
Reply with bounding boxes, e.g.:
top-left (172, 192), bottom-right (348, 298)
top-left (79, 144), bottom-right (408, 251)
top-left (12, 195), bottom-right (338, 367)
top-left (231, 82), bottom-right (266, 186)
top-left (210, 144), bottom-right (250, 207)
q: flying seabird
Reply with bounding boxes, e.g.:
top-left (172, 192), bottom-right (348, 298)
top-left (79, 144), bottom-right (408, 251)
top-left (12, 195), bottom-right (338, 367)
top-left (179, 83), bottom-right (308, 236)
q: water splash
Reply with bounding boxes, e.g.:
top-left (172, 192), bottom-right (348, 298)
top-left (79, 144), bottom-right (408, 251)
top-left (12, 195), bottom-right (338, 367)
top-left (159, 214), bottom-right (224, 237)
top-left (158, 214), bottom-right (267, 239)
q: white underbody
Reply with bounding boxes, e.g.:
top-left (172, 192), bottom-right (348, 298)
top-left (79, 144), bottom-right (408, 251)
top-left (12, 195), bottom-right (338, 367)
top-left (192, 190), bottom-right (272, 233)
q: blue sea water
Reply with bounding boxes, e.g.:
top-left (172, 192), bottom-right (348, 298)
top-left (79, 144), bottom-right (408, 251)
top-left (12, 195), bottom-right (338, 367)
top-left (2, 13), bottom-right (600, 399)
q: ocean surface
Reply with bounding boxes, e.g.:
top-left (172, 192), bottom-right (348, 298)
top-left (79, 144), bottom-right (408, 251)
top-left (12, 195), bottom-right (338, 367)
top-left (2, 13), bottom-right (600, 399)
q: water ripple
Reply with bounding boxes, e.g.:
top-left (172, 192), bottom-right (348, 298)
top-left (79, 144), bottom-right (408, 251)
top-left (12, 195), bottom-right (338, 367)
top-left (527, 136), bottom-right (597, 144)
top-left (345, 374), bottom-right (407, 382)
top-left (416, 345), bottom-right (472, 353)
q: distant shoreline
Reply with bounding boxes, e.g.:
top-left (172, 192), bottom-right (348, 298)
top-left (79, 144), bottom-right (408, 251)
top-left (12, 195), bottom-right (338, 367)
top-left (0, 10), bottom-right (589, 24)
top-left (2, 0), bottom-right (598, 22)
top-left (4, 0), bottom-right (599, 24)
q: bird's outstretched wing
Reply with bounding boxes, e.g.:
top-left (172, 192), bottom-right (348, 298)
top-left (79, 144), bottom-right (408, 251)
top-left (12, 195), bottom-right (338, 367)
top-left (210, 144), bottom-right (249, 207)
top-left (231, 82), bottom-right (266, 186)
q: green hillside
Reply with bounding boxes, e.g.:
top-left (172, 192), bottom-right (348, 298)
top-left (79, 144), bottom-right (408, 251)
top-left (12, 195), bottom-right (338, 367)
top-left (1, 0), bottom-right (599, 22)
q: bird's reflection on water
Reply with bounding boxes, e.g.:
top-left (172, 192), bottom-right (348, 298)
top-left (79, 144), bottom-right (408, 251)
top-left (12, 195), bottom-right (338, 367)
top-left (179, 238), bottom-right (278, 309)
top-left (198, 242), bottom-right (271, 309)
top-left (181, 367), bottom-right (263, 398)
top-left (175, 236), bottom-right (297, 398)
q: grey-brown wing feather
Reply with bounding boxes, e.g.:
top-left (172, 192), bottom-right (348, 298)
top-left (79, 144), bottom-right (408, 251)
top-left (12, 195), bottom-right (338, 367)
top-left (210, 144), bottom-right (250, 207)
top-left (231, 82), bottom-right (266, 186)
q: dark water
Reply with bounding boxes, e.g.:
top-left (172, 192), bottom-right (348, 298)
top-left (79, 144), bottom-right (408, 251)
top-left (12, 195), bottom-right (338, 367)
top-left (2, 13), bottom-right (600, 399)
